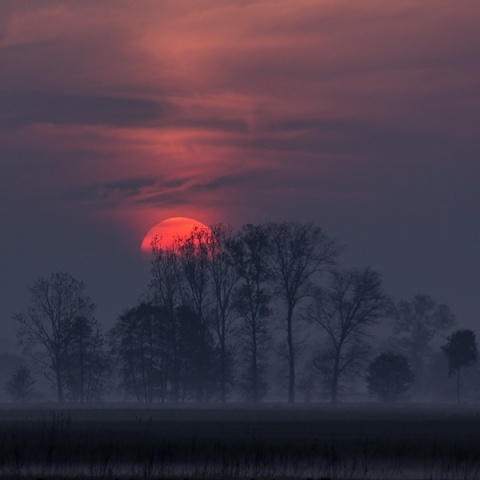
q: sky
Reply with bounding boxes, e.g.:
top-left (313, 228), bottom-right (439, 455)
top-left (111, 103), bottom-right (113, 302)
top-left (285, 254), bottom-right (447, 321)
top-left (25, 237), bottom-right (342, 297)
top-left (1, 0), bottom-right (479, 345)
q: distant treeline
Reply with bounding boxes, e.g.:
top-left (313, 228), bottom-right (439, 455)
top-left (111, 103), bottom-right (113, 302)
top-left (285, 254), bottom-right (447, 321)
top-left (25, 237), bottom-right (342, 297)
top-left (11, 222), bottom-right (476, 404)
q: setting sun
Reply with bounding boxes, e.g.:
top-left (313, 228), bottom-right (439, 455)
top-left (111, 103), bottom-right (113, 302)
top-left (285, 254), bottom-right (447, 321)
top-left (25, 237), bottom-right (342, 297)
top-left (140, 217), bottom-right (209, 254)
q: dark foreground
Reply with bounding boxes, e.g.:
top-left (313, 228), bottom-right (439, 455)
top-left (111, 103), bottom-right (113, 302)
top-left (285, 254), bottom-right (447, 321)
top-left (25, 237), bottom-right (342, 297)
top-left (0, 403), bottom-right (479, 479)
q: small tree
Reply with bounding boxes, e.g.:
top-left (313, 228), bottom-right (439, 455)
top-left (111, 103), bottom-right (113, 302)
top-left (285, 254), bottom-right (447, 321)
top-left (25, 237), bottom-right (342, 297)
top-left (110, 303), bottom-right (166, 403)
top-left (64, 316), bottom-right (110, 402)
top-left (14, 272), bottom-right (95, 403)
top-left (366, 352), bottom-right (414, 403)
top-left (441, 329), bottom-right (477, 403)
top-left (311, 267), bottom-right (391, 402)
top-left (392, 294), bottom-right (456, 377)
top-left (6, 366), bottom-right (36, 403)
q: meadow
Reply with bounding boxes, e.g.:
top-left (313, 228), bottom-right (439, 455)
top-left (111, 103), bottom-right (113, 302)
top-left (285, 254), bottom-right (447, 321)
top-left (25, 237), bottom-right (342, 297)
top-left (0, 403), bottom-right (479, 479)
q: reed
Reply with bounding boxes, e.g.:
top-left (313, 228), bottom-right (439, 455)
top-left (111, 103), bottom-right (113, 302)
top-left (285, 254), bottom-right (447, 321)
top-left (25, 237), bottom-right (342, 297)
top-left (0, 404), bottom-right (479, 479)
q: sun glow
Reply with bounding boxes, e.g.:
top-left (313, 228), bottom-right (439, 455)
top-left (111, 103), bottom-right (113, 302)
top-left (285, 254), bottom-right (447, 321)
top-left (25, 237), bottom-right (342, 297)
top-left (140, 217), bottom-right (209, 254)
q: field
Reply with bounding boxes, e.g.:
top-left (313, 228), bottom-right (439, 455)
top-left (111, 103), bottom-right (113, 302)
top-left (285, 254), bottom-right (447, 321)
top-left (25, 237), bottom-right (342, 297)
top-left (0, 403), bottom-right (480, 479)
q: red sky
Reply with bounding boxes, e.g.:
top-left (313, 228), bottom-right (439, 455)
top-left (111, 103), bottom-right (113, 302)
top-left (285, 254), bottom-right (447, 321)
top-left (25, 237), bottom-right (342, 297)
top-left (1, 1), bottom-right (479, 337)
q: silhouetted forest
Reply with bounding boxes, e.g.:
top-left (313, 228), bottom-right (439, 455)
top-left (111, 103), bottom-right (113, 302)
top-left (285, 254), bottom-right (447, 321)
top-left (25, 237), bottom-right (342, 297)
top-left (9, 222), bottom-right (477, 404)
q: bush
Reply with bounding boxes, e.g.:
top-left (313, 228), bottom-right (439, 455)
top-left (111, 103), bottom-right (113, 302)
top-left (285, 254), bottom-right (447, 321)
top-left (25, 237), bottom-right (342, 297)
top-left (5, 366), bottom-right (36, 403)
top-left (366, 352), bottom-right (414, 403)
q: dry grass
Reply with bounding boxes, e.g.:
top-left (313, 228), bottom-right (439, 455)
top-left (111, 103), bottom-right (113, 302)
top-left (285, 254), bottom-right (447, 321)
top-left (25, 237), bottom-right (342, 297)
top-left (0, 403), bottom-right (479, 479)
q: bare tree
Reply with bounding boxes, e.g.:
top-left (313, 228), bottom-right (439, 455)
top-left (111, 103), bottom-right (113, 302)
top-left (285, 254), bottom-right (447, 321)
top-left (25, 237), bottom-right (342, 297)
top-left (148, 226), bottom-right (226, 403)
top-left (176, 304), bottom-right (217, 402)
top-left (177, 226), bottom-right (213, 402)
top-left (14, 272), bottom-right (95, 403)
top-left (267, 222), bottom-right (340, 403)
top-left (207, 224), bottom-right (240, 403)
top-left (149, 239), bottom-right (183, 402)
top-left (110, 303), bottom-right (166, 403)
top-left (150, 237), bottom-right (183, 316)
top-left (392, 294), bottom-right (456, 377)
top-left (64, 316), bottom-right (110, 402)
top-left (230, 224), bottom-right (272, 402)
top-left (311, 267), bottom-right (390, 402)
top-left (178, 225), bottom-right (211, 323)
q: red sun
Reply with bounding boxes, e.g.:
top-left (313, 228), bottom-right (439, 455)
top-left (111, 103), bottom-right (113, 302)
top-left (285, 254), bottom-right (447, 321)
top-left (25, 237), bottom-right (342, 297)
top-left (141, 217), bottom-right (209, 253)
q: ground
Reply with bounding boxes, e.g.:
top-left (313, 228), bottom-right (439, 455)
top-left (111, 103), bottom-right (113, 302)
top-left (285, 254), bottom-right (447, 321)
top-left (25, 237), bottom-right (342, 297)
top-left (0, 403), bottom-right (479, 479)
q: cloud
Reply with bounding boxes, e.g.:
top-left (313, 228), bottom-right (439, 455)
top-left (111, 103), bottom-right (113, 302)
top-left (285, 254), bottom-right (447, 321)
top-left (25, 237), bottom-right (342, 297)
top-left (1, 0), bottom-right (480, 224)
top-left (73, 176), bottom-right (193, 205)
top-left (73, 171), bottom-right (269, 216)
top-left (123, 173), bottom-right (258, 207)
top-left (0, 90), bottom-right (169, 130)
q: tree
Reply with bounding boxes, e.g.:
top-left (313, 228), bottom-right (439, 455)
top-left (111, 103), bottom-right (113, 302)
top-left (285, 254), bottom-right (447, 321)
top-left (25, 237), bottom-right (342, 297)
top-left (230, 224), bottom-right (272, 402)
top-left (5, 366), bottom-right (36, 403)
top-left (177, 225), bottom-right (213, 402)
top-left (64, 316), bottom-right (110, 402)
top-left (366, 352), bottom-right (414, 403)
top-left (14, 272), bottom-right (95, 403)
top-left (207, 224), bottom-right (240, 403)
top-left (110, 303), bottom-right (166, 403)
top-left (441, 329), bottom-right (477, 403)
top-left (311, 267), bottom-right (390, 402)
top-left (267, 222), bottom-right (340, 403)
top-left (392, 294), bottom-right (456, 377)
top-left (178, 225), bottom-right (211, 323)
top-left (149, 239), bottom-right (183, 402)
top-left (149, 227), bottom-right (225, 403)
top-left (176, 305), bottom-right (217, 402)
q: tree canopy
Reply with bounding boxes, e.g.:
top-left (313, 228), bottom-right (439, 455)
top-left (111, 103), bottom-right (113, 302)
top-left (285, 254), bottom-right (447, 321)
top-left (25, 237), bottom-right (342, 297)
top-left (366, 352), bottom-right (414, 403)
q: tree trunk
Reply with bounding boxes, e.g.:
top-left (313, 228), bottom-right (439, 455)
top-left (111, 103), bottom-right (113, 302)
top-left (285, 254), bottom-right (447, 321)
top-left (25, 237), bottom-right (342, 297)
top-left (457, 367), bottom-right (461, 404)
top-left (287, 306), bottom-right (295, 404)
top-left (56, 368), bottom-right (64, 403)
top-left (220, 335), bottom-right (226, 404)
top-left (252, 319), bottom-right (258, 403)
top-left (331, 353), bottom-right (340, 403)
top-left (79, 340), bottom-right (85, 403)
top-left (169, 312), bottom-right (180, 403)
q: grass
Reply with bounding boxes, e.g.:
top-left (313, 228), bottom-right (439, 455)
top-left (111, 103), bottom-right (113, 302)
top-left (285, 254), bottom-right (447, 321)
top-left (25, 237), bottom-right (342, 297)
top-left (0, 403), bottom-right (480, 479)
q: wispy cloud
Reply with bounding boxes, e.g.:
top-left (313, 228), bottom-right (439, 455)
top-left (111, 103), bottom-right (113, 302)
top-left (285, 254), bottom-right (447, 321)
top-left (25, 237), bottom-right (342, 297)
top-left (0, 90), bottom-right (170, 130)
top-left (1, 0), bottom-right (479, 230)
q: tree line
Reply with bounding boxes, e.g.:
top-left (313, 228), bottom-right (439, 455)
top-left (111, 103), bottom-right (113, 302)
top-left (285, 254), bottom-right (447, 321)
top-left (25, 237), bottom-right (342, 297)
top-left (10, 222), bottom-right (477, 404)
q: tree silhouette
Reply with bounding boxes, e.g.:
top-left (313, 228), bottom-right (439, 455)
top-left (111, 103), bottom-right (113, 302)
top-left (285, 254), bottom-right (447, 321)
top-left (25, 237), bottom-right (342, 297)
top-left (311, 267), bottom-right (390, 402)
top-left (178, 226), bottom-right (212, 402)
top-left (14, 272), bottom-right (95, 403)
top-left (110, 303), bottom-right (167, 403)
top-left (392, 294), bottom-right (456, 378)
top-left (441, 329), bottom-right (477, 403)
top-left (149, 238), bottom-right (183, 402)
top-left (366, 352), bottom-right (414, 403)
top-left (230, 224), bottom-right (271, 402)
top-left (64, 316), bottom-right (110, 402)
top-left (176, 305), bottom-right (217, 402)
top-left (207, 224), bottom-right (240, 403)
top-left (5, 366), bottom-right (36, 403)
top-left (267, 222), bottom-right (340, 403)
